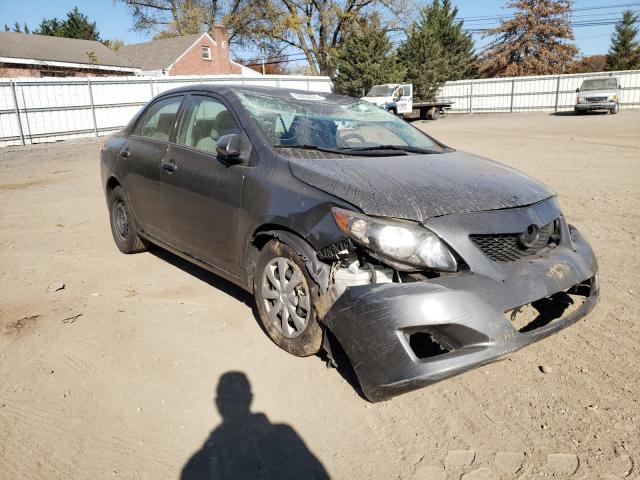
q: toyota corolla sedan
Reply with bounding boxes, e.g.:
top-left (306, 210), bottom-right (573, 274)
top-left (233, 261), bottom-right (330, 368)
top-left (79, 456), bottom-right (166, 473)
top-left (101, 85), bottom-right (599, 402)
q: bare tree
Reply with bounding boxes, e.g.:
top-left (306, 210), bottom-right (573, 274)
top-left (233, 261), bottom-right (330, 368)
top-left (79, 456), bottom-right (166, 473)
top-left (478, 0), bottom-right (578, 78)
top-left (117, 0), bottom-right (405, 75)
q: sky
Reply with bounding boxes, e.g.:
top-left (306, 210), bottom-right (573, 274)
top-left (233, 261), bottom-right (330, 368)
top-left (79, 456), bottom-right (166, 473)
top-left (1, 0), bottom-right (637, 60)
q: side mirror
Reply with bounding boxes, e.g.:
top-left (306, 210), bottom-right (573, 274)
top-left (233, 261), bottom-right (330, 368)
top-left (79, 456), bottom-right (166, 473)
top-left (575, 88), bottom-right (580, 93)
top-left (216, 134), bottom-right (242, 164)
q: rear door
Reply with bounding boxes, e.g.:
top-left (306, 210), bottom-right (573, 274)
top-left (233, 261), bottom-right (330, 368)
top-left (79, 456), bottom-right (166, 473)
top-left (160, 93), bottom-right (246, 275)
top-left (121, 94), bottom-right (185, 238)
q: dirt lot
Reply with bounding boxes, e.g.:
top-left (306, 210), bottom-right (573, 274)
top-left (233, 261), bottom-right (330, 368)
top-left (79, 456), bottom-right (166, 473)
top-left (1, 110), bottom-right (639, 480)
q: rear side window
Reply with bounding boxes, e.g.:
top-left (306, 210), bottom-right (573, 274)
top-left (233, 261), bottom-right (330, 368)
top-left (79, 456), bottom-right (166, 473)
top-left (177, 96), bottom-right (241, 154)
top-left (134, 96), bottom-right (183, 141)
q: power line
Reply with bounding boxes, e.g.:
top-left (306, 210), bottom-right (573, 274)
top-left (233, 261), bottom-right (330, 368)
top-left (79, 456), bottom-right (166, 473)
top-left (240, 2), bottom-right (639, 66)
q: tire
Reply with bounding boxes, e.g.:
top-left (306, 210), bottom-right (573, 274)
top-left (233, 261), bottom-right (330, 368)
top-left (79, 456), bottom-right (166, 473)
top-left (254, 240), bottom-right (323, 357)
top-left (426, 107), bottom-right (440, 120)
top-left (108, 185), bottom-right (148, 254)
top-left (610, 103), bottom-right (619, 114)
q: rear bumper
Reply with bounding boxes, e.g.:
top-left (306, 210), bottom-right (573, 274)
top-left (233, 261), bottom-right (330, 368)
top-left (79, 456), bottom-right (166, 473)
top-left (575, 102), bottom-right (616, 111)
top-left (323, 227), bottom-right (599, 402)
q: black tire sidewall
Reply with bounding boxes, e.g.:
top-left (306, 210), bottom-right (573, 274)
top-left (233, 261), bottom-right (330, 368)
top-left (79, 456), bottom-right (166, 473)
top-left (254, 240), bottom-right (323, 357)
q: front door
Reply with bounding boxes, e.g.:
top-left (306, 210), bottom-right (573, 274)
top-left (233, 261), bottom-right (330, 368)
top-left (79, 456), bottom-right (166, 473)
top-left (159, 94), bottom-right (246, 275)
top-left (395, 84), bottom-right (413, 114)
top-left (121, 94), bottom-right (184, 239)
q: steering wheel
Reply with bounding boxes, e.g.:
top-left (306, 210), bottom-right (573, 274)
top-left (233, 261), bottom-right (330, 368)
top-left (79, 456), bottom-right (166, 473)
top-left (339, 133), bottom-right (366, 147)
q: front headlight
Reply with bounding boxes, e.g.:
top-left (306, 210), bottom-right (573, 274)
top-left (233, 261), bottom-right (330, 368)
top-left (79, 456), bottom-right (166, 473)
top-left (609, 95), bottom-right (618, 102)
top-left (332, 208), bottom-right (458, 272)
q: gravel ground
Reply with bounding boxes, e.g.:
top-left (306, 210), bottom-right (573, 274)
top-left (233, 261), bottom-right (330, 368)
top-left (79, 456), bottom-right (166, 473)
top-left (1, 110), bottom-right (639, 480)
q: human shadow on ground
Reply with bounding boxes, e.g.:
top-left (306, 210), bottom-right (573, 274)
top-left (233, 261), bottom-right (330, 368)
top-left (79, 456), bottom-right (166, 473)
top-left (180, 372), bottom-right (330, 480)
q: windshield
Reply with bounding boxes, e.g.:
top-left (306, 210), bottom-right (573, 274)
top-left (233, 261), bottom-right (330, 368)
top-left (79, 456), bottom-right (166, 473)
top-left (365, 85), bottom-right (396, 97)
top-left (237, 92), bottom-right (443, 156)
top-left (581, 78), bottom-right (618, 91)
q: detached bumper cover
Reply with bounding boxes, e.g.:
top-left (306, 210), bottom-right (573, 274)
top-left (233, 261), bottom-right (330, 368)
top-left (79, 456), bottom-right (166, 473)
top-left (323, 206), bottom-right (599, 402)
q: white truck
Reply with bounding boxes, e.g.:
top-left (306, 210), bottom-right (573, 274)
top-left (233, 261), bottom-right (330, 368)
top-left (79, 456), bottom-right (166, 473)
top-left (361, 83), bottom-right (453, 120)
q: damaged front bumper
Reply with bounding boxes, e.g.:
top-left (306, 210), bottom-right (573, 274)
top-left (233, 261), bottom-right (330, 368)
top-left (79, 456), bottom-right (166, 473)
top-left (322, 201), bottom-right (599, 402)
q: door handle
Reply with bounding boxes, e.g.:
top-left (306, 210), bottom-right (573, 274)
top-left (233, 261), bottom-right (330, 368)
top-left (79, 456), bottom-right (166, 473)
top-left (119, 148), bottom-right (130, 158)
top-left (161, 161), bottom-right (177, 173)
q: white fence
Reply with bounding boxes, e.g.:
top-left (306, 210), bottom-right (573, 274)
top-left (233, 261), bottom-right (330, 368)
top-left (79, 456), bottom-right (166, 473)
top-left (0, 74), bottom-right (333, 147)
top-left (438, 69), bottom-right (640, 113)
top-left (2, 69), bottom-right (639, 147)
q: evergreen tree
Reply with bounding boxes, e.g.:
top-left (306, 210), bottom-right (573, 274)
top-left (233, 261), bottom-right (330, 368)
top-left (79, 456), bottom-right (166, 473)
top-left (4, 22), bottom-right (30, 33)
top-left (396, 25), bottom-right (447, 100)
top-left (396, 0), bottom-right (474, 100)
top-left (417, 0), bottom-right (476, 80)
top-left (333, 15), bottom-right (404, 97)
top-left (607, 10), bottom-right (640, 71)
top-left (478, 0), bottom-right (578, 77)
top-left (35, 7), bottom-right (101, 41)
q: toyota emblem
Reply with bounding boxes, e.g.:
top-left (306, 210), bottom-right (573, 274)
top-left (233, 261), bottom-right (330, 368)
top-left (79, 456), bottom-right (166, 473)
top-left (518, 224), bottom-right (540, 248)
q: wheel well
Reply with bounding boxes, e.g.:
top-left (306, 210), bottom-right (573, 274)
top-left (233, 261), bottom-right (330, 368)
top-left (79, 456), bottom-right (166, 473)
top-left (106, 176), bottom-right (121, 196)
top-left (244, 225), bottom-right (311, 290)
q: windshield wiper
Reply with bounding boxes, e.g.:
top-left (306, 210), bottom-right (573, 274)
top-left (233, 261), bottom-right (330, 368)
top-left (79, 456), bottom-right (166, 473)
top-left (344, 144), bottom-right (440, 155)
top-left (274, 144), bottom-right (408, 156)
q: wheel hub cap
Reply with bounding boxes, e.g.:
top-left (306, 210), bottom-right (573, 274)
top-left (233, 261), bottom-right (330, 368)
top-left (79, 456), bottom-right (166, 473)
top-left (261, 257), bottom-right (311, 339)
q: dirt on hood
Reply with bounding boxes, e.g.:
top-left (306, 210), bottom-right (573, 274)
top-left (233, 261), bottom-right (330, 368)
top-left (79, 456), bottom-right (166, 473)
top-left (288, 150), bottom-right (555, 221)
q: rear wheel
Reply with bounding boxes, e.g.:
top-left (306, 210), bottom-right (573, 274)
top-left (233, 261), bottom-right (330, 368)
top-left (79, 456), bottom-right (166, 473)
top-left (426, 107), bottom-right (440, 120)
top-left (108, 185), bottom-right (148, 254)
top-left (254, 240), bottom-right (323, 356)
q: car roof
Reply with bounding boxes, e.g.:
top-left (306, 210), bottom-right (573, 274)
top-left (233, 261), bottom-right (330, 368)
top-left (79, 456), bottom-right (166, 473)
top-left (155, 84), bottom-right (356, 105)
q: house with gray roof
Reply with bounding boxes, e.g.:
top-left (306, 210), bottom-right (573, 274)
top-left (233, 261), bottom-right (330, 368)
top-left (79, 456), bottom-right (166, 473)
top-left (0, 32), bottom-right (139, 77)
top-left (118, 28), bottom-right (257, 77)
top-left (0, 27), bottom-right (258, 78)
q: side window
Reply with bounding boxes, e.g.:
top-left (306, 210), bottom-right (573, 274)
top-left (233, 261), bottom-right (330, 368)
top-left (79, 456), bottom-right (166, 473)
top-left (134, 96), bottom-right (183, 142)
top-left (178, 96), bottom-right (241, 154)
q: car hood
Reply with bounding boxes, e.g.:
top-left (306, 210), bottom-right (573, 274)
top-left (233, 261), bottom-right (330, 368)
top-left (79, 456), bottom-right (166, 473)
top-left (288, 150), bottom-right (555, 221)
top-left (578, 89), bottom-right (616, 98)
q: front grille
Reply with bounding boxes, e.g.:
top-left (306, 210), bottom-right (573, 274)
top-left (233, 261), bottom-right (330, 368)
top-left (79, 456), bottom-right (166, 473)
top-left (586, 96), bottom-right (607, 103)
top-left (470, 221), bottom-right (558, 262)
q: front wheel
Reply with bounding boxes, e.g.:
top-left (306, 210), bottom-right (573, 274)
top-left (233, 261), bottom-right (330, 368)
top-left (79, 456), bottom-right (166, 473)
top-left (254, 240), bottom-right (323, 356)
top-left (108, 185), bottom-right (148, 254)
top-left (610, 103), bottom-right (619, 114)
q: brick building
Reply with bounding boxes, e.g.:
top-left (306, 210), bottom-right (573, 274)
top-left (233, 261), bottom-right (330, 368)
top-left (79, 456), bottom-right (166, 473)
top-left (0, 32), bottom-right (138, 77)
top-left (118, 28), bottom-right (257, 77)
top-left (0, 27), bottom-right (257, 78)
